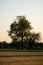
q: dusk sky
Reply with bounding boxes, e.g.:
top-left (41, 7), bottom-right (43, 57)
top-left (0, 0), bottom-right (43, 42)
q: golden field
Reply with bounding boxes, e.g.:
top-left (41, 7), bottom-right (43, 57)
top-left (0, 56), bottom-right (43, 65)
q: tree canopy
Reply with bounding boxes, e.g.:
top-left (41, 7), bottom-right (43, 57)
top-left (8, 16), bottom-right (40, 49)
top-left (8, 16), bottom-right (32, 42)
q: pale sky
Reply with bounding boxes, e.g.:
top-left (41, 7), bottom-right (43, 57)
top-left (0, 0), bottom-right (43, 43)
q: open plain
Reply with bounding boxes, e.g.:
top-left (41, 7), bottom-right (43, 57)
top-left (0, 56), bottom-right (43, 65)
top-left (0, 52), bottom-right (43, 65)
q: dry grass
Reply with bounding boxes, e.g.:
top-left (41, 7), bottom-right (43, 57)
top-left (0, 52), bottom-right (43, 57)
top-left (0, 56), bottom-right (43, 65)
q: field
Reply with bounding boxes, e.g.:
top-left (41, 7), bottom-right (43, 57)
top-left (0, 52), bottom-right (43, 65)
top-left (0, 52), bottom-right (43, 57)
top-left (0, 56), bottom-right (43, 65)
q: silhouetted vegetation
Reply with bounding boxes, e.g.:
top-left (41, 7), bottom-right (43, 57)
top-left (0, 16), bottom-right (43, 51)
top-left (0, 41), bottom-right (43, 51)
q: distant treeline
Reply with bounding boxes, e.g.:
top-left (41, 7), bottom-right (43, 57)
top-left (0, 41), bottom-right (43, 50)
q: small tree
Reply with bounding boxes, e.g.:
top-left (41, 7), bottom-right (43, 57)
top-left (28, 33), bottom-right (40, 49)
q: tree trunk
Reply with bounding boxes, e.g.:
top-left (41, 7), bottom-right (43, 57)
top-left (22, 29), bottom-right (23, 43)
top-left (21, 29), bottom-right (24, 49)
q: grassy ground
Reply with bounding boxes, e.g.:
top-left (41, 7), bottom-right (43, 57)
top-left (0, 56), bottom-right (43, 65)
top-left (0, 52), bottom-right (43, 57)
top-left (0, 49), bottom-right (43, 52)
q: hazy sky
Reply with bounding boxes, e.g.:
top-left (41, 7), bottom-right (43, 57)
top-left (0, 0), bottom-right (43, 42)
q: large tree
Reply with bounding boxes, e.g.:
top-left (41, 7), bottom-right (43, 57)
top-left (8, 16), bottom-right (32, 42)
top-left (17, 16), bottom-right (32, 43)
top-left (8, 16), bottom-right (40, 49)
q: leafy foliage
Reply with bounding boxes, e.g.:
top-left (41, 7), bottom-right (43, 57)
top-left (8, 16), bottom-right (32, 43)
top-left (7, 16), bottom-right (40, 49)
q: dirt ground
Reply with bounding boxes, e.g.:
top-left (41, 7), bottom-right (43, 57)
top-left (0, 56), bottom-right (43, 65)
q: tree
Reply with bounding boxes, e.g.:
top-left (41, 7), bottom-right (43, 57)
top-left (8, 16), bottom-right (40, 49)
top-left (8, 16), bottom-right (32, 42)
top-left (17, 16), bottom-right (32, 43)
top-left (28, 33), bottom-right (40, 49)
top-left (30, 33), bottom-right (40, 42)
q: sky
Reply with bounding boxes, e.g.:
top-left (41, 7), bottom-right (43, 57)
top-left (0, 0), bottom-right (43, 43)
